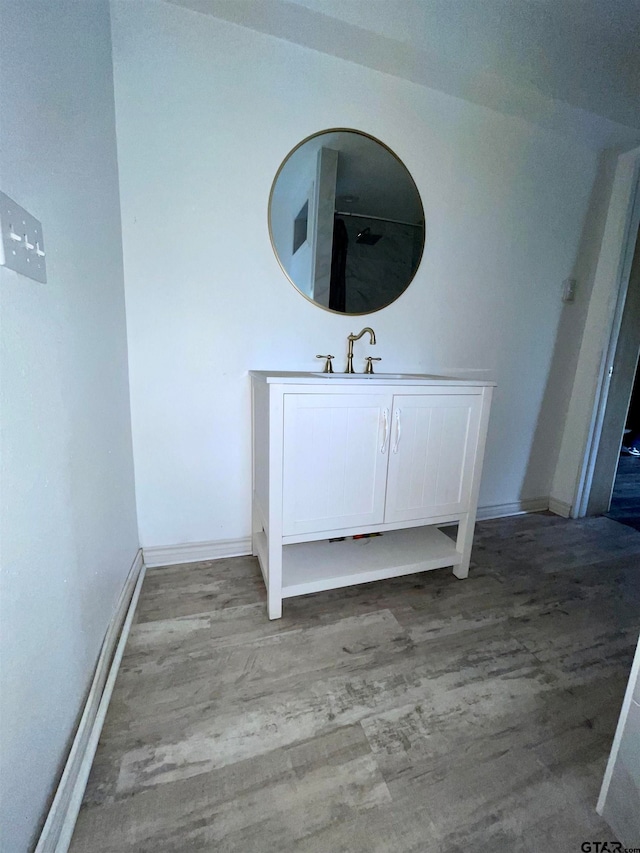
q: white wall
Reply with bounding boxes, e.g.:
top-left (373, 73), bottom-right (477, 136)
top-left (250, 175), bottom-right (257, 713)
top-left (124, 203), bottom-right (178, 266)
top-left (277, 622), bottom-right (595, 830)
top-left (0, 2), bottom-right (139, 850)
top-left (110, 0), bottom-right (601, 550)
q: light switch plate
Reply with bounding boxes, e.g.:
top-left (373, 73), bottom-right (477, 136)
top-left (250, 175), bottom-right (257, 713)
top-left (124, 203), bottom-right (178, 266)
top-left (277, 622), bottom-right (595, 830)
top-left (0, 191), bottom-right (47, 283)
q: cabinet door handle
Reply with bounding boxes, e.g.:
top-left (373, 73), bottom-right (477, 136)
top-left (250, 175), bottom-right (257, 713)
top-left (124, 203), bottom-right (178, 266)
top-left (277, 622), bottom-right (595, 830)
top-left (393, 409), bottom-right (402, 453)
top-left (381, 408), bottom-right (390, 453)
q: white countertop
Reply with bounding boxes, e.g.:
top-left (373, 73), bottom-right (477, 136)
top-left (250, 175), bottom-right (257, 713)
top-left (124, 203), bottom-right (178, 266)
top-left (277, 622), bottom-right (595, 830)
top-left (249, 370), bottom-right (495, 386)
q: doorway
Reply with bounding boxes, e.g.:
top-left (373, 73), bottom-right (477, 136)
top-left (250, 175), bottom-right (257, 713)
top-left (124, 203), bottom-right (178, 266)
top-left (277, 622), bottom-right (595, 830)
top-left (586, 220), bottom-right (640, 520)
top-left (606, 356), bottom-right (640, 531)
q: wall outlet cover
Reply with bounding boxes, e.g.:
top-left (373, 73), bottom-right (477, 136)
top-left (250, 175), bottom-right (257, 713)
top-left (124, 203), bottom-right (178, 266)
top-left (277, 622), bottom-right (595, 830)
top-left (0, 191), bottom-right (47, 283)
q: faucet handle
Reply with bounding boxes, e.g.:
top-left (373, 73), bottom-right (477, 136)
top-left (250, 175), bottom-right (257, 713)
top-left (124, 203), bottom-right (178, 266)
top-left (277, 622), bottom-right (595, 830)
top-left (364, 357), bottom-right (382, 374)
top-left (316, 354), bottom-right (335, 373)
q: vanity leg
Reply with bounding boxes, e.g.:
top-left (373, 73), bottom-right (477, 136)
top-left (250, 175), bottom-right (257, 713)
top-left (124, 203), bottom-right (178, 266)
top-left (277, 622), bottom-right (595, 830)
top-left (251, 495), bottom-right (259, 557)
top-left (267, 538), bottom-right (283, 620)
top-left (452, 513), bottom-right (474, 579)
top-left (268, 593), bottom-right (282, 620)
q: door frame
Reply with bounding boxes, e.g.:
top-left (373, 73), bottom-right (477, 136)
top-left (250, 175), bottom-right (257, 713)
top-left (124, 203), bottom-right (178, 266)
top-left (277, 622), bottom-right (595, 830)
top-left (585, 218), bottom-right (640, 516)
top-left (574, 159), bottom-right (640, 517)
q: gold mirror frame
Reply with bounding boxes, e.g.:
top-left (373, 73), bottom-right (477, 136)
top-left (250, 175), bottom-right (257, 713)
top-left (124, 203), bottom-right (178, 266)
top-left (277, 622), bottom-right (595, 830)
top-left (268, 128), bottom-right (425, 316)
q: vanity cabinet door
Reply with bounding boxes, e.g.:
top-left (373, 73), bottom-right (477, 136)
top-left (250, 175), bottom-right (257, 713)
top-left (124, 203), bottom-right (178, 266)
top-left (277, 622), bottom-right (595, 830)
top-left (282, 393), bottom-right (392, 536)
top-left (384, 393), bottom-right (483, 524)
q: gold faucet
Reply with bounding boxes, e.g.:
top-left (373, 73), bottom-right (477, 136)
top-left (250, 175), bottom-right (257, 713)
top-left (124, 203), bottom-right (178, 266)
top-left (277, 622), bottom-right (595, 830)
top-left (346, 327), bottom-right (376, 373)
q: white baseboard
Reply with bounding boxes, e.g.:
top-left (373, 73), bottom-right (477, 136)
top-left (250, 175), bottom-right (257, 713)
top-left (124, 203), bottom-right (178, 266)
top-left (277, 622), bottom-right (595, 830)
top-left (35, 549), bottom-right (145, 853)
top-left (143, 503), bottom-right (553, 571)
top-left (476, 497), bottom-right (549, 521)
top-left (548, 496), bottom-right (572, 518)
top-left (142, 536), bottom-right (252, 568)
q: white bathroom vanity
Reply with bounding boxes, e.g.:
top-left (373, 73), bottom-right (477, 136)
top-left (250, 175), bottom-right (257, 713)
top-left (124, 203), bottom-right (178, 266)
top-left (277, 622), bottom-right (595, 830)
top-left (250, 371), bottom-right (494, 619)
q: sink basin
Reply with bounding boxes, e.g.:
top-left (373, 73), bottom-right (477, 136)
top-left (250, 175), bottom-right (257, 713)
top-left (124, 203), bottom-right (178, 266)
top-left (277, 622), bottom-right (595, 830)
top-left (309, 372), bottom-right (449, 380)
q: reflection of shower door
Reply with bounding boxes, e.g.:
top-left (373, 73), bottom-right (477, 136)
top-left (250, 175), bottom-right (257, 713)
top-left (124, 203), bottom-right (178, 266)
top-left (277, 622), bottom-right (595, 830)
top-left (342, 217), bottom-right (417, 314)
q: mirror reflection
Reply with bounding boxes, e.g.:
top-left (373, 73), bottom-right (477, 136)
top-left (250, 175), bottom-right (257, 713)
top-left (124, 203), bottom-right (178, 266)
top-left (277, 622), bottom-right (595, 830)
top-left (269, 129), bottom-right (425, 315)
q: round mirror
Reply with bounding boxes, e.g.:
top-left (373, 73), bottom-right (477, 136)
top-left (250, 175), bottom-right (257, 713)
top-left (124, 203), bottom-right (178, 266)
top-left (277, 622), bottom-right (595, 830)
top-left (269, 129), bottom-right (425, 315)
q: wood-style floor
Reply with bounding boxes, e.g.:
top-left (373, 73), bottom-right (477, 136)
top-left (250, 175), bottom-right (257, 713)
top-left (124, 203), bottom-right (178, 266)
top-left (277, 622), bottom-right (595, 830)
top-left (70, 513), bottom-right (640, 852)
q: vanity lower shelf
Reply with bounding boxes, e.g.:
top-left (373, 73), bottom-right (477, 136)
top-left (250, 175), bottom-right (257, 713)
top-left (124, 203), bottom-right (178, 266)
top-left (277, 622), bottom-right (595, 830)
top-left (255, 526), bottom-right (462, 599)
